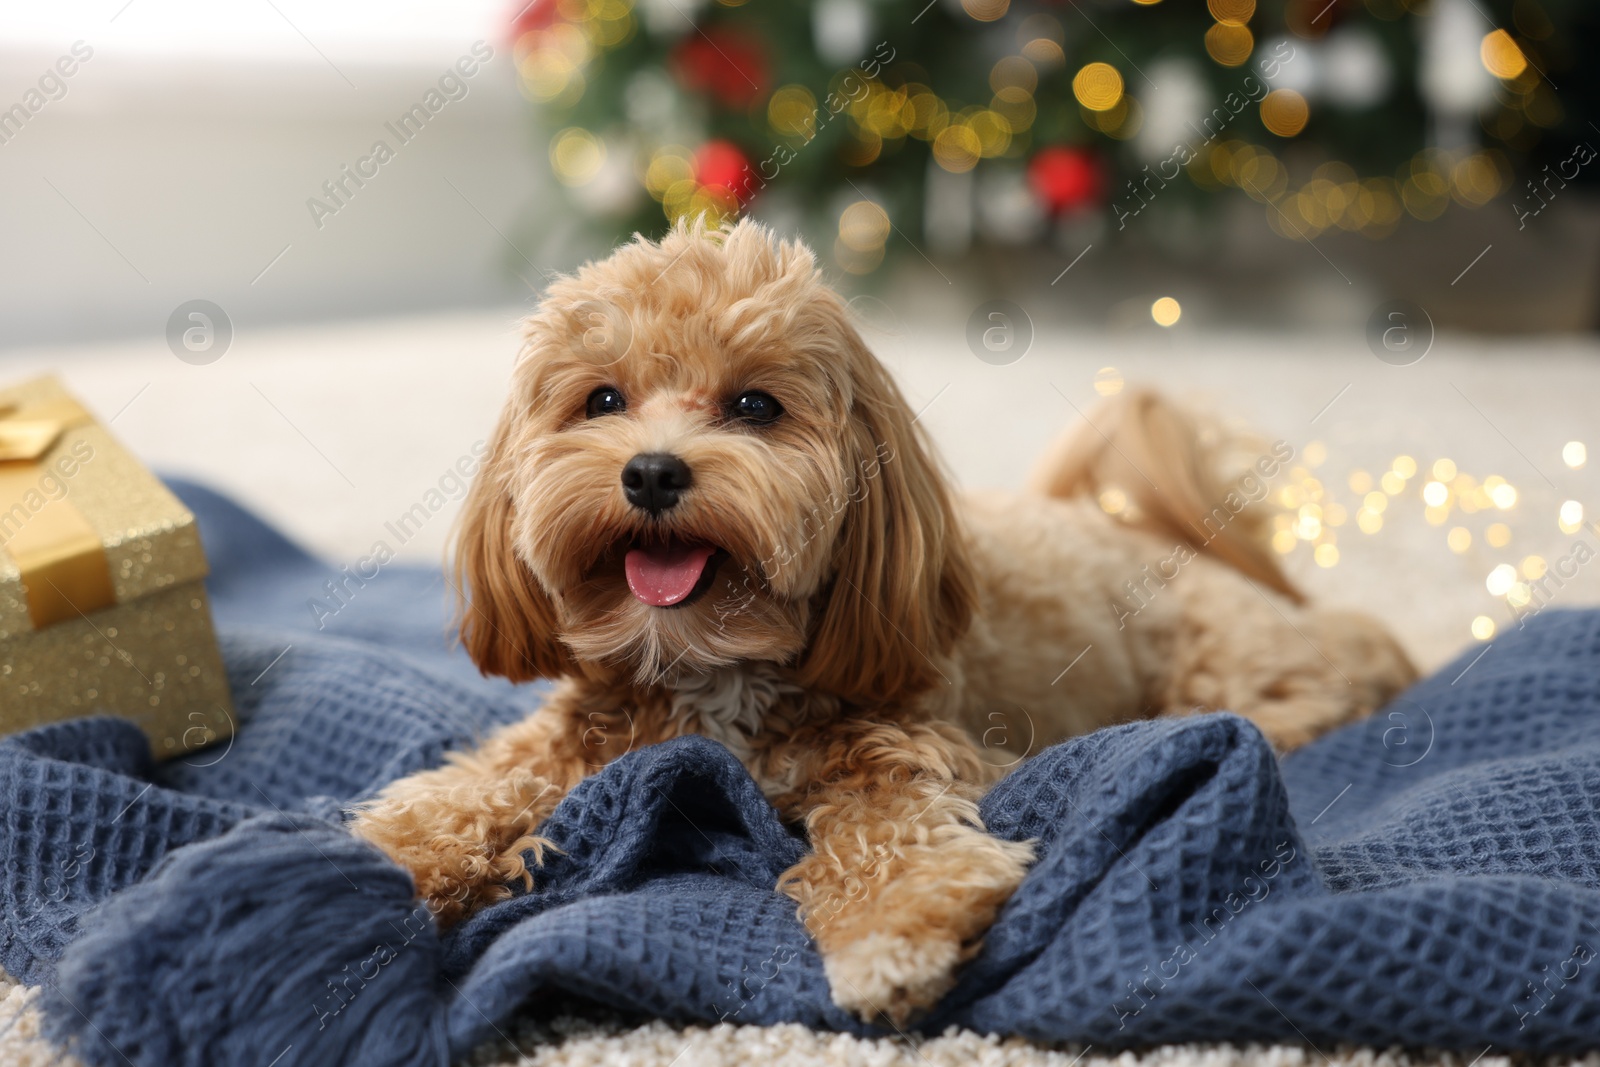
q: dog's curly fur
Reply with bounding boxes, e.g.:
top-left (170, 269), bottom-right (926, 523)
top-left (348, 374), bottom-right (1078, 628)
top-left (349, 219), bottom-right (1416, 1024)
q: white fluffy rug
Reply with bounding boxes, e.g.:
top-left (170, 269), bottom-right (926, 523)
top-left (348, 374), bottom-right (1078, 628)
top-left (4, 968), bottom-right (1591, 1067)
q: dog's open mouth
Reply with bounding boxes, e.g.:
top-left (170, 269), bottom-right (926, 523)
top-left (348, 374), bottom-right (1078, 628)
top-left (623, 538), bottom-right (726, 608)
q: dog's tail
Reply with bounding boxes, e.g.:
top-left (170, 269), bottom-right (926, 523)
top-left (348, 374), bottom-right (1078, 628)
top-left (1026, 387), bottom-right (1305, 605)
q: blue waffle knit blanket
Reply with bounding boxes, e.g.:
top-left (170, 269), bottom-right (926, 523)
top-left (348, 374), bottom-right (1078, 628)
top-left (4, 480), bottom-right (1600, 1066)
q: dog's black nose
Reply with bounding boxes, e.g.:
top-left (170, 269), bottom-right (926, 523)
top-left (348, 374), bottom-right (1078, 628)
top-left (621, 452), bottom-right (692, 514)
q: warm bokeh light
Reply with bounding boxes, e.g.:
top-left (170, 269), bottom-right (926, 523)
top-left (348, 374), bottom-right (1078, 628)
top-left (1151, 297), bottom-right (1182, 326)
top-left (991, 56), bottom-right (1038, 95)
top-left (1486, 563), bottom-right (1517, 596)
top-left (644, 146), bottom-right (694, 200)
top-left (932, 124), bottom-right (982, 172)
top-left (1204, 22), bottom-right (1254, 66)
top-left (1296, 505), bottom-right (1322, 541)
top-left (962, 0), bottom-right (1010, 21)
top-left (549, 127), bottom-right (604, 185)
top-left (1563, 441), bottom-right (1587, 469)
top-left (1480, 29), bottom-right (1528, 79)
top-left (1207, 0), bottom-right (1255, 23)
top-left (967, 110), bottom-right (1012, 157)
top-left (767, 84), bottom-right (818, 139)
top-left (1072, 62), bottom-right (1124, 111)
top-left (1260, 89), bottom-right (1309, 137)
top-left (1472, 616), bottom-right (1497, 641)
top-left (838, 200), bottom-right (891, 253)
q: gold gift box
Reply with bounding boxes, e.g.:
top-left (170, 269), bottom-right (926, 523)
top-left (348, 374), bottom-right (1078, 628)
top-left (0, 376), bottom-right (234, 758)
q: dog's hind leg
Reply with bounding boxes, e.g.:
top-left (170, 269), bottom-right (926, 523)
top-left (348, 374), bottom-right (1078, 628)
top-left (1158, 569), bottom-right (1418, 750)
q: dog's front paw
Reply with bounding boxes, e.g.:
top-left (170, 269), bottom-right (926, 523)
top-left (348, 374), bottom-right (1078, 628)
top-left (392, 830), bottom-right (550, 926)
top-left (348, 766), bottom-right (561, 926)
top-left (821, 931), bottom-right (964, 1026)
top-left (792, 833), bottom-right (1035, 1026)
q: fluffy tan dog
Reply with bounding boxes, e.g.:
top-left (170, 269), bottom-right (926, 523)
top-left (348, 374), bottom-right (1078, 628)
top-left (350, 219), bottom-right (1415, 1024)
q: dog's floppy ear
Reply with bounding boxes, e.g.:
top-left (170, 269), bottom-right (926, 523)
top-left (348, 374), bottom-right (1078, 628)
top-left (454, 432), bottom-right (572, 682)
top-left (798, 337), bottom-right (977, 709)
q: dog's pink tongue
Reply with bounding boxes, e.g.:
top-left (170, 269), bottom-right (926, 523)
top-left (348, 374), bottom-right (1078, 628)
top-left (625, 542), bottom-right (716, 606)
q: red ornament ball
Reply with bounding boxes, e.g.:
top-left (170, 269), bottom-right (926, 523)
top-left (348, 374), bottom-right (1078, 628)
top-left (695, 140), bottom-right (753, 203)
top-left (671, 28), bottom-right (769, 109)
top-left (1027, 147), bottom-right (1104, 214)
top-left (511, 0), bottom-right (559, 38)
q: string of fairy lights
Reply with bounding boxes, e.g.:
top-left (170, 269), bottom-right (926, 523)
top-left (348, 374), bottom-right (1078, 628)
top-left (1087, 370), bottom-right (1594, 645)
top-left (518, 0), bottom-right (1560, 270)
top-left (1284, 450), bottom-right (1592, 644)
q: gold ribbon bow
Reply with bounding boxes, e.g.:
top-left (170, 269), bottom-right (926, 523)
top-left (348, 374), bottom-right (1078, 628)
top-left (0, 396), bottom-right (116, 628)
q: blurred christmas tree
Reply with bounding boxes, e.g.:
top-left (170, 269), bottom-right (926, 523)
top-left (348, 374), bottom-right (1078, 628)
top-left (514, 0), bottom-right (1590, 272)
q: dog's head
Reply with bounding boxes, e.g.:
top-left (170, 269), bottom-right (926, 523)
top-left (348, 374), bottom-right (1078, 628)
top-left (456, 219), bottom-right (974, 708)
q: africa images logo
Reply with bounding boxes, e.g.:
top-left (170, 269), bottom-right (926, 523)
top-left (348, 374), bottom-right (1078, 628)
top-left (1366, 300), bottom-right (1433, 366)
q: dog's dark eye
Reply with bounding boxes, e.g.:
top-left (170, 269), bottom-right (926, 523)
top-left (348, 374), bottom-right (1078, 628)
top-left (730, 391), bottom-right (783, 425)
top-left (586, 387), bottom-right (626, 418)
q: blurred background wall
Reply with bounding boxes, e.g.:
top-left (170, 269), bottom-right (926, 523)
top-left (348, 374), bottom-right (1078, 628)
top-left (0, 1), bottom-right (541, 345)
